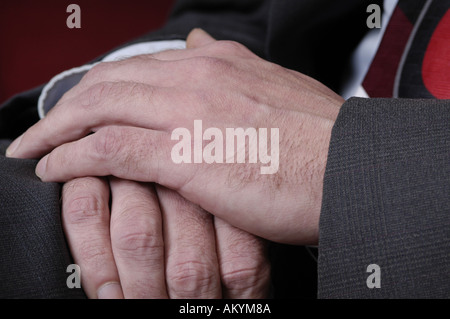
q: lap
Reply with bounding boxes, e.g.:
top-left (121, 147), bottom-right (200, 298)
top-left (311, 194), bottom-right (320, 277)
top-left (0, 140), bottom-right (85, 298)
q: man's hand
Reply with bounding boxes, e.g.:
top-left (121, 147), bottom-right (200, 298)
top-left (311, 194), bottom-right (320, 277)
top-left (7, 29), bottom-right (344, 245)
top-left (62, 176), bottom-right (270, 298)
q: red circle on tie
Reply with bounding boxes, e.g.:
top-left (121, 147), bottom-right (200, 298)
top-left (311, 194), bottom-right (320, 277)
top-left (422, 10), bottom-right (450, 99)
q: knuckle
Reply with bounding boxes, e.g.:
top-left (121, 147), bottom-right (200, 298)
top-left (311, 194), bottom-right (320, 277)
top-left (93, 127), bottom-right (124, 161)
top-left (77, 238), bottom-right (110, 266)
top-left (80, 81), bottom-right (114, 109)
top-left (84, 62), bottom-right (111, 82)
top-left (112, 202), bottom-right (163, 258)
top-left (221, 260), bottom-right (270, 293)
top-left (192, 56), bottom-right (232, 78)
top-left (63, 193), bottom-right (107, 225)
top-left (124, 82), bottom-right (150, 104)
top-left (219, 235), bottom-right (271, 294)
top-left (166, 259), bottom-right (217, 297)
top-left (113, 226), bottom-right (163, 258)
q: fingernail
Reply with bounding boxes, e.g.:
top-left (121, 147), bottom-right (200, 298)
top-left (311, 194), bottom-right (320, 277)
top-left (6, 134), bottom-right (23, 157)
top-left (35, 155), bottom-right (48, 179)
top-left (97, 282), bottom-right (123, 299)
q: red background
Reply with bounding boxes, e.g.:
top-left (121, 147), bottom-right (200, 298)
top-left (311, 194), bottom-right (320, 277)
top-left (0, 0), bottom-right (174, 104)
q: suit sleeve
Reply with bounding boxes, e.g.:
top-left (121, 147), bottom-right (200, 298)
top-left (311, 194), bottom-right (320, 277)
top-left (95, 0), bottom-right (271, 59)
top-left (318, 97), bottom-right (450, 298)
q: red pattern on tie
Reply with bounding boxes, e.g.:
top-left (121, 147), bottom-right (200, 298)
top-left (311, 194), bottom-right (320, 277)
top-left (362, 6), bottom-right (413, 98)
top-left (422, 9), bottom-right (450, 98)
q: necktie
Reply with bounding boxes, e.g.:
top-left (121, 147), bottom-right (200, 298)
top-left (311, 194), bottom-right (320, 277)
top-left (363, 0), bottom-right (450, 98)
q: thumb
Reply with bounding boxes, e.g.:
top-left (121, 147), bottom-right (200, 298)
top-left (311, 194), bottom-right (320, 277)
top-left (186, 28), bottom-right (216, 49)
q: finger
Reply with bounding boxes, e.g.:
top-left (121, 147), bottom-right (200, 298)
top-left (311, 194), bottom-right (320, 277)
top-left (214, 217), bottom-right (271, 298)
top-left (10, 82), bottom-right (192, 159)
top-left (62, 177), bottom-right (123, 299)
top-left (109, 178), bottom-right (168, 298)
top-left (186, 28), bottom-right (216, 49)
top-left (156, 186), bottom-right (222, 298)
top-left (35, 126), bottom-right (198, 191)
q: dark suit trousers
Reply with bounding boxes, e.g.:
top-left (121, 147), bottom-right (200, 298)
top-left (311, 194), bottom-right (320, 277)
top-left (0, 142), bottom-right (86, 298)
